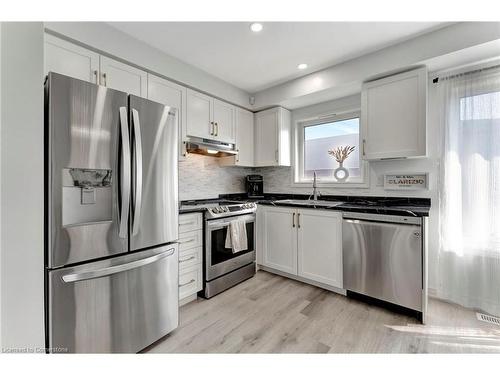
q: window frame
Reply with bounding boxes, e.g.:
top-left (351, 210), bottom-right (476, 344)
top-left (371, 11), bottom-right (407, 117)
top-left (292, 110), bottom-right (369, 188)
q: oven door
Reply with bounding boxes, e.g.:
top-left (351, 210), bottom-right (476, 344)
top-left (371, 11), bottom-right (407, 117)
top-left (205, 214), bottom-right (256, 281)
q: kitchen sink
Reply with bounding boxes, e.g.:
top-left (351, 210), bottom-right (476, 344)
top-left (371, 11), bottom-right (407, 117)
top-left (274, 199), bottom-right (344, 208)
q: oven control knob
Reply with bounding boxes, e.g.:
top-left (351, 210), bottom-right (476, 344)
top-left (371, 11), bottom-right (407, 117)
top-left (222, 206), bottom-right (228, 212)
top-left (212, 208), bottom-right (219, 213)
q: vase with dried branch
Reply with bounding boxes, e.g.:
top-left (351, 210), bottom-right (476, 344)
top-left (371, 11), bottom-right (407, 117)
top-left (328, 145), bottom-right (355, 182)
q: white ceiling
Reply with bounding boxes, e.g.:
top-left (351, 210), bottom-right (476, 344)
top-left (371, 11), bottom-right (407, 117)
top-left (109, 22), bottom-right (449, 93)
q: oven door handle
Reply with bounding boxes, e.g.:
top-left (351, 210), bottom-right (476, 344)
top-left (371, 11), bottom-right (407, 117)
top-left (207, 220), bottom-right (254, 231)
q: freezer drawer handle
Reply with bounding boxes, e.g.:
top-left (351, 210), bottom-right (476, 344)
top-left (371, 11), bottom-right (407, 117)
top-left (61, 248), bottom-right (175, 283)
top-left (118, 107), bottom-right (131, 239)
top-left (131, 108), bottom-right (143, 236)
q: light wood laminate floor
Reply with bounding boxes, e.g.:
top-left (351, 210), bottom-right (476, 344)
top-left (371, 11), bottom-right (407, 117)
top-left (145, 270), bottom-right (500, 353)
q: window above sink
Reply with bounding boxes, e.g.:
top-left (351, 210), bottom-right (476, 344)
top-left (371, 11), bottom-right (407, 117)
top-left (293, 111), bottom-right (369, 188)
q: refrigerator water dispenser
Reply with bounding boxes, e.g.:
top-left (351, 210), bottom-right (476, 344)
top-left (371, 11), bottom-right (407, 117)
top-left (62, 168), bottom-right (113, 226)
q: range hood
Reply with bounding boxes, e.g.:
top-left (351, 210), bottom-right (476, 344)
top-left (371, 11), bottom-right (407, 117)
top-left (186, 137), bottom-right (238, 157)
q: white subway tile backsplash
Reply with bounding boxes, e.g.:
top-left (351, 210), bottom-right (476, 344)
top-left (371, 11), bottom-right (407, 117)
top-left (179, 154), bottom-right (252, 201)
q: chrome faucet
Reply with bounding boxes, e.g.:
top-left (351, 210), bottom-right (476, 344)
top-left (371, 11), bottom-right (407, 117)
top-left (311, 171), bottom-right (320, 201)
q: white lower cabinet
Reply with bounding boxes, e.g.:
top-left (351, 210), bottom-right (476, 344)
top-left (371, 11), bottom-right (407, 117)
top-left (259, 205), bottom-right (298, 274)
top-left (297, 209), bottom-right (343, 288)
top-left (178, 213), bottom-right (203, 304)
top-left (257, 205), bottom-right (343, 290)
top-left (179, 265), bottom-right (203, 300)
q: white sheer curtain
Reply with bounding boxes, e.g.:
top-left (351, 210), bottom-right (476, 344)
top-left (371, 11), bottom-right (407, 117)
top-left (437, 65), bottom-right (500, 316)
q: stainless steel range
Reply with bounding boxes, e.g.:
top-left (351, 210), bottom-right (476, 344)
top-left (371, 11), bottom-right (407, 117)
top-left (181, 199), bottom-right (257, 298)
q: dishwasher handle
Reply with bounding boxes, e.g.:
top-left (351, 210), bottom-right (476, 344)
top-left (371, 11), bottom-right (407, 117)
top-left (343, 212), bottom-right (422, 225)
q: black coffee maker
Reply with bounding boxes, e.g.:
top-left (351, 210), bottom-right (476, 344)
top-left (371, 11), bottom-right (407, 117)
top-left (246, 175), bottom-right (264, 198)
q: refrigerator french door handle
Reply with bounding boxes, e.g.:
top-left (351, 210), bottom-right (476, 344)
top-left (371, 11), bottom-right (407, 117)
top-left (131, 108), bottom-right (143, 236)
top-left (61, 248), bottom-right (176, 283)
top-left (119, 107), bottom-right (131, 239)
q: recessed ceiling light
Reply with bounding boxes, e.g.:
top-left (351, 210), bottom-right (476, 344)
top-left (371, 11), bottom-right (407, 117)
top-left (250, 23), bottom-right (263, 33)
top-left (297, 63), bottom-right (308, 70)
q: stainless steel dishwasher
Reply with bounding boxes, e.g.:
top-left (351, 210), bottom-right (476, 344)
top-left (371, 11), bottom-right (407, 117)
top-left (342, 212), bottom-right (425, 314)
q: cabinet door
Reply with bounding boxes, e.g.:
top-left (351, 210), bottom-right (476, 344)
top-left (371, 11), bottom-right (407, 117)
top-left (361, 67), bottom-right (427, 159)
top-left (186, 89), bottom-right (212, 139)
top-left (254, 110), bottom-right (278, 166)
top-left (213, 99), bottom-right (235, 143)
top-left (260, 206), bottom-right (297, 275)
top-left (277, 108), bottom-right (291, 166)
top-left (148, 74), bottom-right (187, 159)
top-left (99, 56), bottom-right (147, 97)
top-left (44, 34), bottom-right (99, 83)
top-left (235, 108), bottom-right (254, 166)
top-left (297, 209), bottom-right (343, 288)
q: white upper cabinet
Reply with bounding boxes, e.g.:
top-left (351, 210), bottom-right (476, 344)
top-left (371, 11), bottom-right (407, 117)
top-left (254, 107), bottom-right (291, 167)
top-left (361, 67), bottom-right (427, 160)
top-left (234, 108), bottom-right (254, 166)
top-left (44, 34), bottom-right (99, 83)
top-left (147, 74), bottom-right (187, 160)
top-left (297, 209), bottom-right (342, 289)
top-left (186, 89), bottom-right (236, 143)
top-left (219, 108), bottom-right (254, 167)
top-left (186, 89), bottom-right (213, 139)
top-left (44, 34), bottom-right (148, 98)
top-left (212, 99), bottom-right (235, 143)
top-left (99, 56), bottom-right (147, 97)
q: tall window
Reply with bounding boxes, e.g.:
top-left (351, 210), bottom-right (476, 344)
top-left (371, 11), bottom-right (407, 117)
top-left (295, 112), bottom-right (365, 184)
top-left (438, 66), bottom-right (500, 316)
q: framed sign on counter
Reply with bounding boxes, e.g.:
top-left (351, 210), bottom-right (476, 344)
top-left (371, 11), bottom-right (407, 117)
top-left (383, 173), bottom-right (428, 191)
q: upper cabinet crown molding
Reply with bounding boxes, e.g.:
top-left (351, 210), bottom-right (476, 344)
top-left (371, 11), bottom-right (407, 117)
top-left (361, 67), bottom-right (427, 160)
top-left (254, 107), bottom-right (291, 167)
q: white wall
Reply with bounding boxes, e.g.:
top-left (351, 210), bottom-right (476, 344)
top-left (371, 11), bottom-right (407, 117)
top-left (44, 22), bottom-right (252, 109)
top-left (253, 22), bottom-right (500, 110)
top-left (257, 87), bottom-right (441, 289)
top-left (0, 22), bottom-right (45, 351)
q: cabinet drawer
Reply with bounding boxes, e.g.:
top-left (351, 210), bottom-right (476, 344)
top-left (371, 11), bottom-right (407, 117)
top-left (179, 230), bottom-right (203, 253)
top-left (179, 265), bottom-right (202, 300)
top-left (179, 247), bottom-right (202, 270)
top-left (179, 213), bottom-right (202, 233)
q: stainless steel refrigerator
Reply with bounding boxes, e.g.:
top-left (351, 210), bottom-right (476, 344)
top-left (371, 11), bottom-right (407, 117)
top-left (45, 72), bottom-right (179, 353)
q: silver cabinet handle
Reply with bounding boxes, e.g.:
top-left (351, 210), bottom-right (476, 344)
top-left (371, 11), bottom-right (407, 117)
top-left (62, 248), bottom-right (175, 283)
top-left (102, 72), bottom-right (107, 86)
top-left (180, 279), bottom-right (196, 287)
top-left (210, 121), bottom-right (214, 135)
top-left (214, 122), bottom-right (218, 136)
top-left (179, 256), bottom-right (196, 263)
top-left (297, 213), bottom-right (301, 228)
top-left (131, 108), bottom-right (143, 236)
top-left (362, 139), bottom-right (366, 156)
top-left (275, 149), bottom-right (278, 163)
top-left (118, 107), bottom-right (131, 239)
top-left (292, 212), bottom-right (295, 228)
top-left (94, 70), bottom-right (99, 84)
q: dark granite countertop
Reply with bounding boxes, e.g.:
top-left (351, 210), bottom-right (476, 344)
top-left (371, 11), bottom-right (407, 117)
top-left (179, 193), bottom-right (430, 217)
top-left (222, 193), bottom-right (430, 217)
